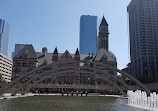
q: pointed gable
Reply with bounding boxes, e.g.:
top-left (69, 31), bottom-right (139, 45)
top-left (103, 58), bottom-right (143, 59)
top-left (59, 50), bottom-right (73, 61)
top-left (101, 54), bottom-right (107, 60)
top-left (100, 16), bottom-right (108, 26)
top-left (75, 48), bottom-right (80, 55)
top-left (14, 45), bottom-right (37, 59)
top-left (94, 48), bottom-right (115, 62)
top-left (100, 54), bottom-right (108, 62)
top-left (53, 47), bottom-right (58, 54)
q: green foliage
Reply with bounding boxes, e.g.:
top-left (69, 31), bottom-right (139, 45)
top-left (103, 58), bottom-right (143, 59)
top-left (0, 73), bottom-right (6, 82)
top-left (124, 77), bottom-right (136, 85)
top-left (117, 76), bottom-right (136, 85)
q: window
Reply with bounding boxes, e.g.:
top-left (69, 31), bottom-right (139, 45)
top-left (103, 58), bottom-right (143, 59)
top-left (15, 62), bottom-right (21, 66)
top-left (23, 62), bottom-right (27, 66)
top-left (15, 68), bottom-right (21, 74)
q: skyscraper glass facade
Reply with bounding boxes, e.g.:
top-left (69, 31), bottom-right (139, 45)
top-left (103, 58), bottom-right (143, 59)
top-left (79, 15), bottom-right (100, 54)
top-left (12, 44), bottom-right (26, 58)
top-left (0, 19), bottom-right (9, 56)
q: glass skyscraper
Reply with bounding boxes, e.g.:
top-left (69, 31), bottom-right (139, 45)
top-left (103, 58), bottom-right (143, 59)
top-left (79, 15), bottom-right (100, 54)
top-left (0, 19), bottom-right (9, 56)
top-left (12, 44), bottom-right (26, 58)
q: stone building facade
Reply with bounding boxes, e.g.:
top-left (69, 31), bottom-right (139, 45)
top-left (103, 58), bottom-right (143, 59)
top-left (12, 45), bottom-right (38, 80)
top-left (12, 16), bottom-right (117, 92)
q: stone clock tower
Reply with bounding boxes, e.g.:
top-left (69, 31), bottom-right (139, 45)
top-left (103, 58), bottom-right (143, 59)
top-left (98, 16), bottom-right (109, 51)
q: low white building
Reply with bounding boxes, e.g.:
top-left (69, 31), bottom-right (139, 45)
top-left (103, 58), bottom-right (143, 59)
top-left (0, 52), bottom-right (12, 83)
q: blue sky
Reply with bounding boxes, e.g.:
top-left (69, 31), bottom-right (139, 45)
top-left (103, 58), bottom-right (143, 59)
top-left (0, 0), bottom-right (131, 69)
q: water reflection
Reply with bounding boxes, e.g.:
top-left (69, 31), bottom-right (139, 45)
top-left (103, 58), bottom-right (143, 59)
top-left (0, 96), bottom-right (149, 111)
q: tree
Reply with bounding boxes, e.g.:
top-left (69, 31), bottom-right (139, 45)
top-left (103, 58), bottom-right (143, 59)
top-left (124, 77), bottom-right (136, 85)
top-left (0, 73), bottom-right (5, 82)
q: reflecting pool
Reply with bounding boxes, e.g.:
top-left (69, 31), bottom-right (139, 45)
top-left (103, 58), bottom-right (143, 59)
top-left (0, 96), bottom-right (149, 111)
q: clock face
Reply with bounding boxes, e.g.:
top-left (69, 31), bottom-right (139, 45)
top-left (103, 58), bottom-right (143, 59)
top-left (101, 27), bottom-right (107, 33)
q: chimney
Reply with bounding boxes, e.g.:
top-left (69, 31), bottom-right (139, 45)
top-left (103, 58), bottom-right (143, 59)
top-left (42, 47), bottom-right (48, 56)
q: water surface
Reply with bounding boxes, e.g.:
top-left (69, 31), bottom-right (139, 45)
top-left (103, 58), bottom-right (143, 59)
top-left (0, 96), bottom-right (149, 111)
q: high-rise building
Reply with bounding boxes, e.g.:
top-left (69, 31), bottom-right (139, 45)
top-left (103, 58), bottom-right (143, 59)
top-left (0, 19), bottom-right (9, 56)
top-left (127, 0), bottom-right (158, 80)
top-left (79, 15), bottom-right (100, 55)
top-left (0, 52), bottom-right (12, 83)
top-left (12, 44), bottom-right (26, 58)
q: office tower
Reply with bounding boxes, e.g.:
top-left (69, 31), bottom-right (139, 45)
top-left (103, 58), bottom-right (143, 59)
top-left (0, 19), bottom-right (9, 56)
top-left (79, 15), bottom-right (99, 54)
top-left (12, 44), bottom-right (26, 58)
top-left (127, 0), bottom-right (158, 80)
top-left (0, 52), bottom-right (13, 82)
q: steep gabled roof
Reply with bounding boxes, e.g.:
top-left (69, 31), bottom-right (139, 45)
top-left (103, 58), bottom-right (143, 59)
top-left (101, 54), bottom-right (107, 59)
top-left (94, 48), bottom-right (115, 62)
top-left (100, 54), bottom-right (108, 62)
top-left (14, 45), bottom-right (37, 59)
top-left (100, 16), bottom-right (108, 26)
top-left (36, 52), bottom-right (92, 66)
top-left (75, 48), bottom-right (80, 55)
top-left (53, 47), bottom-right (58, 54)
top-left (59, 50), bottom-right (73, 61)
top-left (84, 56), bottom-right (94, 61)
top-left (36, 52), bottom-right (53, 65)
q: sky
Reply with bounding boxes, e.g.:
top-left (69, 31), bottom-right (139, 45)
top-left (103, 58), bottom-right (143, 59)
top-left (0, 0), bottom-right (131, 69)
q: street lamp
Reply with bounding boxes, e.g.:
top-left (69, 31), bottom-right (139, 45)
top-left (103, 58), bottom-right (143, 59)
top-left (63, 82), bottom-right (66, 93)
top-left (96, 83), bottom-right (98, 93)
top-left (47, 82), bottom-right (50, 94)
top-left (56, 83), bottom-right (58, 93)
top-left (87, 76), bottom-right (90, 91)
top-left (56, 83), bottom-right (59, 88)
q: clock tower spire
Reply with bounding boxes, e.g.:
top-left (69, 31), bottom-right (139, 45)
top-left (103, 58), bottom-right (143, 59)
top-left (98, 16), bottom-right (109, 51)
